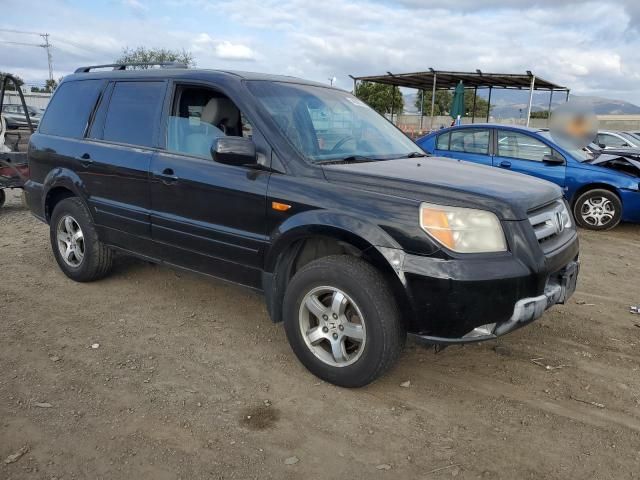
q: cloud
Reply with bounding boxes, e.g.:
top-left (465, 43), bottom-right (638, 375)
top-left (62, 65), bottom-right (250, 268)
top-left (1, 0), bottom-right (639, 105)
top-left (121, 0), bottom-right (148, 17)
top-left (215, 41), bottom-right (256, 61)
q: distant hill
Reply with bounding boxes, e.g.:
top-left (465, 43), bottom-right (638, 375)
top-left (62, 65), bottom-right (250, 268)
top-left (402, 91), bottom-right (640, 117)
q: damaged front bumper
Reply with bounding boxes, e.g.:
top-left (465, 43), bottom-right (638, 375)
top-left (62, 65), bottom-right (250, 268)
top-left (409, 260), bottom-right (579, 346)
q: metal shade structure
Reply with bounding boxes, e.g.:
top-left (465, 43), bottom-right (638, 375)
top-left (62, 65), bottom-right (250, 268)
top-left (349, 69), bottom-right (570, 129)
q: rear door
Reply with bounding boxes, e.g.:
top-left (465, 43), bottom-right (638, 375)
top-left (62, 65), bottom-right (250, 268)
top-left (433, 128), bottom-right (492, 166)
top-left (83, 80), bottom-right (167, 239)
top-left (492, 129), bottom-right (566, 187)
top-left (148, 82), bottom-right (270, 287)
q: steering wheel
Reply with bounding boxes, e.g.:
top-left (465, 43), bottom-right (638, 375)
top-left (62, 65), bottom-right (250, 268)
top-left (330, 135), bottom-right (356, 153)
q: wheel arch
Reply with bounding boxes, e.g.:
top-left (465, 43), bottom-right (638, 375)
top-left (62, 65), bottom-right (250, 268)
top-left (42, 168), bottom-right (92, 223)
top-left (263, 216), bottom-right (411, 326)
top-left (570, 183), bottom-right (622, 207)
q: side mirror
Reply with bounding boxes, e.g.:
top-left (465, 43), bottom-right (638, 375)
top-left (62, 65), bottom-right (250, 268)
top-left (542, 154), bottom-right (565, 165)
top-left (211, 137), bottom-right (256, 167)
top-left (598, 143), bottom-right (606, 149)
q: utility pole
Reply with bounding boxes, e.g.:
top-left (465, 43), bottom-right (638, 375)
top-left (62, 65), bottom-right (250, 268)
top-left (40, 33), bottom-right (53, 83)
top-left (0, 29), bottom-right (54, 86)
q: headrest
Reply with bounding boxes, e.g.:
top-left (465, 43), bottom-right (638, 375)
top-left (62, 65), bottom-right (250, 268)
top-left (201, 97), bottom-right (240, 129)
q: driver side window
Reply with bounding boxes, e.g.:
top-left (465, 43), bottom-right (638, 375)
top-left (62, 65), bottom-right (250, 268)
top-left (166, 86), bottom-right (250, 159)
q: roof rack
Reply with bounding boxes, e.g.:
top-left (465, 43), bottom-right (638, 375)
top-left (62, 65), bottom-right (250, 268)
top-left (74, 62), bottom-right (188, 73)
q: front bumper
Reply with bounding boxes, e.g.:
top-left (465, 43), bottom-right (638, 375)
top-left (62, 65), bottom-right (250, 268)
top-left (398, 227), bottom-right (579, 344)
top-left (409, 260), bottom-right (579, 345)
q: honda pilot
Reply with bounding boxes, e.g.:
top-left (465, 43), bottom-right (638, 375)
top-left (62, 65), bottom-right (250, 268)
top-left (25, 63), bottom-right (579, 387)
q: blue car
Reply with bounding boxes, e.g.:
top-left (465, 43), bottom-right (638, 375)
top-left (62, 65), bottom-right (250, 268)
top-left (417, 124), bottom-right (640, 230)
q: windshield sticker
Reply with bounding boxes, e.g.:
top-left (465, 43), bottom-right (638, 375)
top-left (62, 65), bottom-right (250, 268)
top-left (346, 97), bottom-right (367, 107)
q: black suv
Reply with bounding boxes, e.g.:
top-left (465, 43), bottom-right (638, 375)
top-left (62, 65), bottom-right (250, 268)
top-left (25, 63), bottom-right (579, 387)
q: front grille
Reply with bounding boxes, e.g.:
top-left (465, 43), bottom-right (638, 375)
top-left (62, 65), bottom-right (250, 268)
top-left (528, 200), bottom-right (572, 246)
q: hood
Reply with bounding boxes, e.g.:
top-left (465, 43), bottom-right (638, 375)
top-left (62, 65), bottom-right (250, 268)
top-left (588, 153), bottom-right (640, 177)
top-left (323, 157), bottom-right (562, 221)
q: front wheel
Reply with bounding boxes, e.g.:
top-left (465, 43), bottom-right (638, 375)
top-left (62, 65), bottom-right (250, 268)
top-left (573, 189), bottom-right (622, 231)
top-left (0, 189), bottom-right (5, 208)
top-left (283, 255), bottom-right (405, 387)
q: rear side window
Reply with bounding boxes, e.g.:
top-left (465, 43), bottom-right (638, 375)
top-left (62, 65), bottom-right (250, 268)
top-left (436, 132), bottom-right (450, 150)
top-left (102, 81), bottom-right (165, 148)
top-left (450, 128), bottom-right (490, 154)
top-left (39, 80), bottom-right (103, 138)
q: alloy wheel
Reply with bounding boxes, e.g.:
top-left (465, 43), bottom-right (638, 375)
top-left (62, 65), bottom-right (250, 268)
top-left (56, 215), bottom-right (85, 267)
top-left (298, 286), bottom-right (366, 367)
top-left (580, 196), bottom-right (615, 227)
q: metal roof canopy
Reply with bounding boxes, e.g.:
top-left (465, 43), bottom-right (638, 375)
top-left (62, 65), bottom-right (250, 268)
top-left (349, 69), bottom-right (570, 129)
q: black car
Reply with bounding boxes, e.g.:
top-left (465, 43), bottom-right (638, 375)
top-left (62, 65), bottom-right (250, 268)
top-left (25, 63), bottom-right (579, 387)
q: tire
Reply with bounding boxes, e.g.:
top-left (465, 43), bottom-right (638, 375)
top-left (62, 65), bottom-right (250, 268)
top-left (49, 197), bottom-right (113, 282)
top-left (283, 255), bottom-right (405, 388)
top-left (573, 189), bottom-right (622, 231)
top-left (0, 189), bottom-right (5, 208)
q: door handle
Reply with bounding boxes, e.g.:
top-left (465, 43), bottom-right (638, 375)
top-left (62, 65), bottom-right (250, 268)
top-left (79, 153), bottom-right (93, 167)
top-left (155, 168), bottom-right (179, 184)
top-left (499, 160), bottom-right (512, 168)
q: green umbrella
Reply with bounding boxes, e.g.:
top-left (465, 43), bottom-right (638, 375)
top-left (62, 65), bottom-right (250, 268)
top-left (450, 81), bottom-right (465, 122)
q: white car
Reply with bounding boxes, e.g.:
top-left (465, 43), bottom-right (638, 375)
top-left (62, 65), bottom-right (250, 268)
top-left (595, 130), bottom-right (640, 149)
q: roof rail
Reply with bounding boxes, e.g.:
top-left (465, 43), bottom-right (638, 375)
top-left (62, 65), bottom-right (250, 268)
top-left (74, 62), bottom-right (188, 73)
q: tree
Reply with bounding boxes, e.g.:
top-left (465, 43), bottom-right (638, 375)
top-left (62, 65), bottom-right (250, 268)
top-left (414, 90), bottom-right (453, 116)
top-left (415, 89), bottom-right (491, 118)
top-left (44, 78), bottom-right (59, 93)
top-left (355, 81), bottom-right (403, 115)
top-left (115, 47), bottom-right (195, 68)
top-left (0, 72), bottom-right (24, 91)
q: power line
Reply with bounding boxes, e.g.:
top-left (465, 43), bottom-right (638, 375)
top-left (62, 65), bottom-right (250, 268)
top-left (0, 28), bottom-right (43, 36)
top-left (0, 29), bottom-right (54, 82)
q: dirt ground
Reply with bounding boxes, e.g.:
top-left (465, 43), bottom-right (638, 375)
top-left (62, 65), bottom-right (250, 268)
top-left (1, 188), bottom-right (639, 480)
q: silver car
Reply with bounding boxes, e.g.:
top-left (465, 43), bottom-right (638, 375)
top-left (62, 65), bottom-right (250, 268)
top-left (1, 104), bottom-right (41, 129)
top-left (595, 130), bottom-right (640, 149)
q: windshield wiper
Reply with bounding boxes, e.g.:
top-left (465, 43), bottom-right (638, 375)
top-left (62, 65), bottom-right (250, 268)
top-left (406, 151), bottom-right (428, 158)
top-left (316, 155), bottom-right (379, 165)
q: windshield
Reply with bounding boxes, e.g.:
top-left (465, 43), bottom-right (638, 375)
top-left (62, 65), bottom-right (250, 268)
top-left (247, 81), bottom-right (420, 163)
top-left (539, 131), bottom-right (593, 162)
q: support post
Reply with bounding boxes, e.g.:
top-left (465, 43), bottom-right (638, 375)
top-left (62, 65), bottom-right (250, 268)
top-left (471, 86), bottom-right (477, 124)
top-left (547, 89), bottom-right (554, 127)
top-left (429, 73), bottom-right (437, 130)
top-left (565, 89), bottom-right (571, 102)
top-left (525, 75), bottom-right (536, 127)
top-left (486, 86), bottom-right (492, 122)
top-left (350, 75), bottom-right (357, 95)
top-left (419, 89), bottom-right (424, 131)
top-left (389, 86), bottom-right (394, 125)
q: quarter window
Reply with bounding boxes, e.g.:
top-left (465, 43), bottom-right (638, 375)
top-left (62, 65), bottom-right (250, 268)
top-left (497, 131), bottom-right (551, 161)
top-left (102, 81), bottom-right (165, 148)
top-left (39, 80), bottom-right (103, 138)
top-left (436, 132), bottom-right (450, 150)
top-left (450, 129), bottom-right (490, 154)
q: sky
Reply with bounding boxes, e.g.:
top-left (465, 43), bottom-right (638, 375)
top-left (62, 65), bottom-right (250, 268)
top-left (1, 0), bottom-right (639, 104)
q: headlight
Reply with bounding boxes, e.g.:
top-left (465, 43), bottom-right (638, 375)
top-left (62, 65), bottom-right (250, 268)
top-left (420, 203), bottom-right (507, 253)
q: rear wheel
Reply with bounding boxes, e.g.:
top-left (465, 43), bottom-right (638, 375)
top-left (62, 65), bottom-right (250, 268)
top-left (573, 189), bottom-right (622, 231)
top-left (283, 255), bottom-right (405, 387)
top-left (50, 197), bottom-right (113, 281)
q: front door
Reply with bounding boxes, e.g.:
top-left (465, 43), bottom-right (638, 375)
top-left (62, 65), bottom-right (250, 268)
top-left (492, 129), bottom-right (566, 188)
top-left (149, 83), bottom-right (270, 288)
